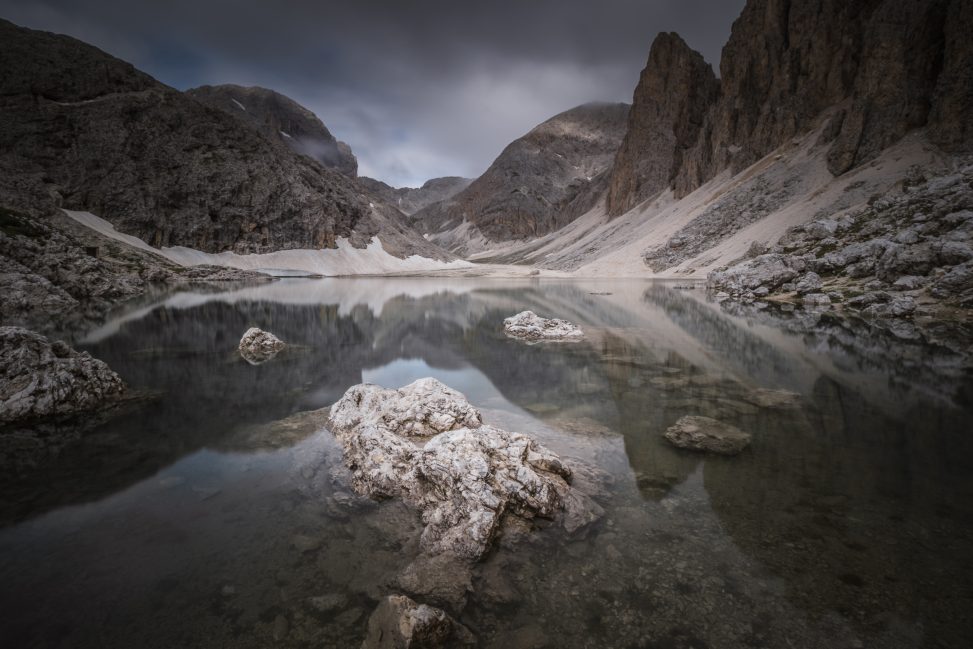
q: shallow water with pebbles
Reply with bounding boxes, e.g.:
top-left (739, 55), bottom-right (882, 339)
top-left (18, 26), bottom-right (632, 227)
top-left (1, 278), bottom-right (971, 648)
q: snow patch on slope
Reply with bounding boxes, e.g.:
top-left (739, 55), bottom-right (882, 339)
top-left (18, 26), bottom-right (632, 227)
top-left (63, 210), bottom-right (472, 276)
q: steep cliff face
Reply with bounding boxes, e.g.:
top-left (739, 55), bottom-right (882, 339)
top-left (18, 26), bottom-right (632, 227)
top-left (0, 19), bottom-right (367, 255)
top-left (413, 103), bottom-right (629, 243)
top-left (186, 84), bottom-right (358, 177)
top-left (673, 0), bottom-right (972, 196)
top-left (605, 33), bottom-right (719, 217)
top-left (358, 176), bottom-right (472, 216)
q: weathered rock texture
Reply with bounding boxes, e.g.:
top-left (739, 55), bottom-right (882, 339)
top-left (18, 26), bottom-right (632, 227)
top-left (358, 177), bottom-right (473, 216)
top-left (238, 327), bottom-right (285, 365)
top-left (0, 326), bottom-right (125, 424)
top-left (708, 164), bottom-right (973, 352)
top-left (327, 378), bottom-right (600, 560)
top-left (413, 103), bottom-right (629, 243)
top-left (187, 84), bottom-right (358, 177)
top-left (0, 19), bottom-right (368, 254)
top-left (361, 594), bottom-right (473, 649)
top-left (663, 415), bottom-right (752, 455)
top-left (615, 0), bottom-right (973, 204)
top-left (502, 311), bottom-right (584, 343)
top-left (606, 32), bottom-right (719, 216)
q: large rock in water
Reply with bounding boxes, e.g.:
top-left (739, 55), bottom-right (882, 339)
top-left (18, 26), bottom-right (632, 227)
top-left (502, 311), bottom-right (584, 343)
top-left (327, 378), bottom-right (601, 560)
top-left (663, 415), bottom-right (752, 456)
top-left (0, 326), bottom-right (125, 423)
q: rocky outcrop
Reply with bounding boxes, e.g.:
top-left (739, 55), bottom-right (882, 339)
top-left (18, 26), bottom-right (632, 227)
top-left (187, 84), bottom-right (358, 177)
top-left (606, 33), bottom-right (718, 216)
top-left (0, 19), bottom-right (367, 255)
top-left (708, 164), bottom-right (973, 351)
top-left (358, 176), bottom-right (473, 216)
top-left (238, 327), bottom-right (285, 365)
top-left (413, 103), bottom-right (629, 244)
top-left (0, 326), bottom-right (125, 424)
top-left (327, 378), bottom-right (601, 560)
top-left (611, 0), bottom-right (972, 204)
top-left (502, 311), bottom-right (584, 343)
top-left (361, 595), bottom-right (473, 649)
top-left (663, 415), bottom-right (752, 455)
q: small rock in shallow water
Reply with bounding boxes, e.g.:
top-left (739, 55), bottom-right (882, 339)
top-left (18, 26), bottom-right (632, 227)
top-left (238, 327), bottom-right (285, 364)
top-left (502, 310), bottom-right (584, 342)
top-left (663, 415), bottom-right (752, 455)
top-left (361, 595), bottom-right (473, 649)
top-left (306, 593), bottom-right (348, 614)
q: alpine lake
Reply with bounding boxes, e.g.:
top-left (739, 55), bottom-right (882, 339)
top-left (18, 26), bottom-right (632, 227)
top-left (2, 277), bottom-right (971, 649)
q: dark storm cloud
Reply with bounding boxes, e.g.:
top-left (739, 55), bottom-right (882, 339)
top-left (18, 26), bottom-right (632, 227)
top-left (0, 0), bottom-right (745, 186)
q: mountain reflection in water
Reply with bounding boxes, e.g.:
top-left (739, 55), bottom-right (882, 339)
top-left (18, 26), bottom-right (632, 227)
top-left (1, 278), bottom-right (970, 649)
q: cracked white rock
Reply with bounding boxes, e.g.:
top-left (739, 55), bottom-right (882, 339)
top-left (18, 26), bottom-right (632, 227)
top-left (502, 310), bottom-right (584, 342)
top-left (327, 378), bottom-right (601, 560)
top-left (238, 327), bottom-right (285, 364)
top-left (0, 326), bottom-right (125, 423)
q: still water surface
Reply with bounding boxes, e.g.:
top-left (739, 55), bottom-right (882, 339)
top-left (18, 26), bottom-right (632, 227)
top-left (1, 278), bottom-right (971, 648)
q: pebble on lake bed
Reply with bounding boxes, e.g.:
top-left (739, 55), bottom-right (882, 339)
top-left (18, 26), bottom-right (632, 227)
top-left (663, 415), bottom-right (752, 455)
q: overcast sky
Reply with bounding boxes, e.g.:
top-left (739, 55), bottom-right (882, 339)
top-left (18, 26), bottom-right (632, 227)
top-left (1, 0), bottom-right (745, 187)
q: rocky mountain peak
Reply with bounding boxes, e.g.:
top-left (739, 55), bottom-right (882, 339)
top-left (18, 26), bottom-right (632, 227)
top-left (413, 102), bottom-right (629, 244)
top-left (606, 32), bottom-right (718, 216)
top-left (187, 84), bottom-right (358, 177)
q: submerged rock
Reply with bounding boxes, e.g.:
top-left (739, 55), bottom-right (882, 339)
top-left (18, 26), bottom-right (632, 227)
top-left (0, 326), bottom-right (125, 424)
top-left (361, 594), bottom-right (473, 649)
top-left (327, 378), bottom-right (601, 560)
top-left (502, 310), bottom-right (584, 342)
top-left (238, 327), bottom-right (285, 364)
top-left (663, 415), bottom-right (751, 455)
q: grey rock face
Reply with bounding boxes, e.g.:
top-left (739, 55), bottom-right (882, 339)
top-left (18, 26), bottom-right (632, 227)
top-left (706, 253), bottom-right (803, 294)
top-left (663, 415), bottom-right (751, 455)
top-left (794, 272), bottom-right (823, 295)
top-left (186, 84), bottom-right (358, 177)
top-left (603, 0), bottom-right (972, 210)
top-left (709, 165), bottom-right (973, 352)
top-left (0, 19), bottom-right (367, 255)
top-left (0, 326), bottom-right (125, 424)
top-left (358, 177), bottom-right (473, 216)
top-left (606, 32), bottom-right (719, 216)
top-left (327, 379), bottom-right (601, 560)
top-left (413, 103), bottom-right (629, 243)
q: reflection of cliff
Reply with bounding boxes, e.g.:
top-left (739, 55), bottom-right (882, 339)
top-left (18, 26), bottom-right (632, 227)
top-left (703, 373), bottom-right (973, 649)
top-left (0, 296), bottom-right (470, 525)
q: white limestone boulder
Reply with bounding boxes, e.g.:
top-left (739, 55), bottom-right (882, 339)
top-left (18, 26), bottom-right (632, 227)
top-left (502, 310), bottom-right (584, 342)
top-left (327, 378), bottom-right (601, 560)
top-left (238, 327), bottom-right (285, 364)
